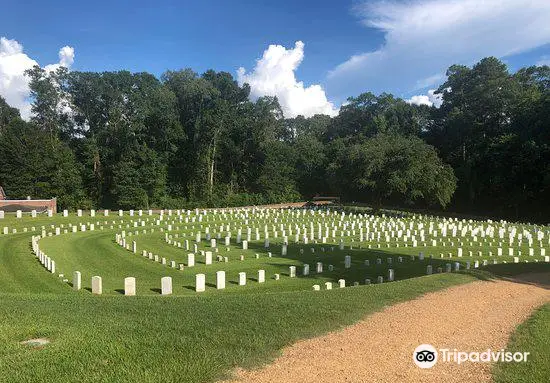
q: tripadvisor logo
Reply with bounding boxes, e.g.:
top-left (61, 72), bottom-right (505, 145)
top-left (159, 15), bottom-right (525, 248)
top-left (413, 344), bottom-right (530, 368)
top-left (413, 344), bottom-right (438, 368)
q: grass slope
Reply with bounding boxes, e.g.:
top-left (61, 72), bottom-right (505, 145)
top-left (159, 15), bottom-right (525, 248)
top-left (0, 233), bottom-right (67, 293)
top-left (0, 273), bottom-right (476, 383)
top-left (493, 303), bottom-right (550, 383)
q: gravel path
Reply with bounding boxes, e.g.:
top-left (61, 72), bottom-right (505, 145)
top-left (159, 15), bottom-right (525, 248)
top-left (224, 273), bottom-right (550, 383)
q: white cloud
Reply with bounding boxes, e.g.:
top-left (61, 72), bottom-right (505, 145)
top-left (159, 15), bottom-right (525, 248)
top-left (237, 41), bottom-right (338, 118)
top-left (407, 89), bottom-right (443, 107)
top-left (327, 0), bottom-right (550, 98)
top-left (0, 37), bottom-right (75, 120)
top-left (44, 46), bottom-right (75, 73)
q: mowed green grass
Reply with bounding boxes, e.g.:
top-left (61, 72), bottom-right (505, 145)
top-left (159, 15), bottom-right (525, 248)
top-left (0, 211), bottom-right (549, 382)
top-left (493, 304), bottom-right (550, 383)
top-left (0, 273), bottom-right (477, 383)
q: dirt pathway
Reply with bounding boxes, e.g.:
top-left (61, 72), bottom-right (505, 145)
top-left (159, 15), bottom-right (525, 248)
top-left (224, 273), bottom-right (550, 383)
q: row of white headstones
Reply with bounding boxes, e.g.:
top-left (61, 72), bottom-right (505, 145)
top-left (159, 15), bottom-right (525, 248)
top-left (41, 269), bottom-right (396, 296)
top-left (2, 208), bottom-right (213, 220)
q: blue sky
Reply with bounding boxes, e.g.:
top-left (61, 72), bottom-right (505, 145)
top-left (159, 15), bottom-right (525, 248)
top-left (2, 0), bottom-right (550, 118)
top-left (2, 1), bottom-right (377, 82)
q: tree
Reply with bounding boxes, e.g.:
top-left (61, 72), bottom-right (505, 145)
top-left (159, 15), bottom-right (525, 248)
top-left (328, 133), bottom-right (456, 209)
top-left (25, 65), bottom-right (73, 143)
top-left (287, 115), bottom-right (331, 197)
top-left (328, 92), bottom-right (429, 139)
top-left (0, 96), bottom-right (20, 131)
top-left (0, 118), bottom-right (84, 209)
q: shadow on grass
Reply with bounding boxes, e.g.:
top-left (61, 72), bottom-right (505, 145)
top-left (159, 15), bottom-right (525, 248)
top-left (464, 263), bottom-right (550, 289)
top-left (150, 288), bottom-right (162, 294)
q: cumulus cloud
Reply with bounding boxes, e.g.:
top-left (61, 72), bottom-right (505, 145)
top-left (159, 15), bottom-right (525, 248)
top-left (44, 46), bottom-right (75, 73)
top-left (327, 0), bottom-right (550, 98)
top-left (407, 89), bottom-right (443, 107)
top-left (0, 37), bottom-right (74, 120)
top-left (237, 41), bottom-right (338, 118)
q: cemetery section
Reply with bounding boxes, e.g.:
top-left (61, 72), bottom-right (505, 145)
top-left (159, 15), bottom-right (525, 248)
top-left (0, 206), bottom-right (548, 383)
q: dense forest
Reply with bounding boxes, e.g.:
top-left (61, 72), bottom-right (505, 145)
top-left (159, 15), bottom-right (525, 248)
top-left (0, 57), bottom-right (548, 221)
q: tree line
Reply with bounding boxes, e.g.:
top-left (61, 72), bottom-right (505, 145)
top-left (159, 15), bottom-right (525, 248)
top-left (0, 57), bottom-right (548, 221)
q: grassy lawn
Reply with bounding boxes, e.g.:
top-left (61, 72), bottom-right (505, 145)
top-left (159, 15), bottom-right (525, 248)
top-left (0, 272), bottom-right (476, 383)
top-left (493, 304), bottom-right (550, 383)
top-left (493, 303), bottom-right (550, 383)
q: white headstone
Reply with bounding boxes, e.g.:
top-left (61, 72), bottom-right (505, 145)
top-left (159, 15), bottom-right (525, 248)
top-left (316, 262), bottom-right (323, 273)
top-left (258, 269), bottom-right (265, 283)
top-left (289, 266), bottom-right (296, 278)
top-left (73, 271), bottom-right (81, 290)
top-left (92, 276), bottom-right (102, 294)
top-left (187, 253), bottom-right (195, 267)
top-left (344, 255), bottom-right (351, 268)
top-left (161, 276), bottom-right (172, 295)
top-left (216, 271), bottom-right (225, 289)
top-left (124, 277), bottom-right (136, 296)
top-left (238, 272), bottom-right (247, 285)
top-left (196, 273), bottom-right (206, 292)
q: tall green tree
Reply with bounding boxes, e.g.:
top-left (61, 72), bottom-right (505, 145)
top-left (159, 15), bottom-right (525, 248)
top-left (0, 118), bottom-right (84, 208)
top-left (328, 133), bottom-right (456, 209)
